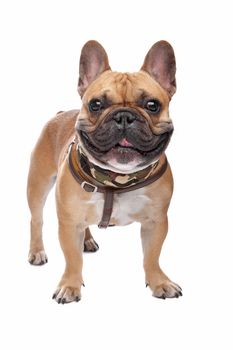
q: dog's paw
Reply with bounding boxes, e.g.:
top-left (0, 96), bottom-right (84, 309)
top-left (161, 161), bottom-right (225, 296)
top-left (147, 280), bottom-right (182, 299)
top-left (52, 285), bottom-right (82, 304)
top-left (84, 238), bottom-right (99, 253)
top-left (28, 250), bottom-right (48, 265)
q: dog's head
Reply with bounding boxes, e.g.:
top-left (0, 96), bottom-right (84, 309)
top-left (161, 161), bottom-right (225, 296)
top-left (76, 40), bottom-right (176, 173)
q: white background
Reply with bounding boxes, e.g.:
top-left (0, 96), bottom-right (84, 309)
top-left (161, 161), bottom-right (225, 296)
top-left (0, 0), bottom-right (233, 349)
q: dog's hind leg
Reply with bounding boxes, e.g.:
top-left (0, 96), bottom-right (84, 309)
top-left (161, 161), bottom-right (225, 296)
top-left (27, 134), bottom-right (57, 265)
top-left (84, 227), bottom-right (99, 253)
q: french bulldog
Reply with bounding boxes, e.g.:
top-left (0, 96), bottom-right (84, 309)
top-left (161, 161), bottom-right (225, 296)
top-left (27, 40), bottom-right (182, 303)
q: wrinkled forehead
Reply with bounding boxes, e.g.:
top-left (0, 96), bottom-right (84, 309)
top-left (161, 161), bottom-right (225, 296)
top-left (82, 71), bottom-right (170, 105)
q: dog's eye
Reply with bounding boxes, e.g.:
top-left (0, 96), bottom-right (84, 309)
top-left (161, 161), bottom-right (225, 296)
top-left (145, 99), bottom-right (161, 113)
top-left (89, 99), bottom-right (103, 112)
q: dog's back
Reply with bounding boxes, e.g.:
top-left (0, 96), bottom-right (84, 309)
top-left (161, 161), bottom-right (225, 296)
top-left (30, 110), bottom-right (79, 171)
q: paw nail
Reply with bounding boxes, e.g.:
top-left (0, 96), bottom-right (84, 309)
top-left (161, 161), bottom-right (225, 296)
top-left (82, 283), bottom-right (85, 287)
top-left (61, 298), bottom-right (66, 304)
top-left (58, 298), bottom-right (62, 304)
top-left (75, 297), bottom-right (80, 302)
top-left (146, 283), bottom-right (149, 288)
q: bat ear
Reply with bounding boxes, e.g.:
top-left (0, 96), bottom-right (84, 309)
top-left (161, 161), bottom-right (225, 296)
top-left (78, 40), bottom-right (111, 97)
top-left (141, 40), bottom-right (176, 97)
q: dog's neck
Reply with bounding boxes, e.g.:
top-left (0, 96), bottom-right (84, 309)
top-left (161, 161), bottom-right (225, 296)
top-left (76, 144), bottom-right (160, 189)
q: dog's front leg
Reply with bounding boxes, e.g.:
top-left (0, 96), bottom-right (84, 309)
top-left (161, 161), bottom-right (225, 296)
top-left (141, 217), bottom-right (182, 299)
top-left (53, 220), bottom-right (85, 304)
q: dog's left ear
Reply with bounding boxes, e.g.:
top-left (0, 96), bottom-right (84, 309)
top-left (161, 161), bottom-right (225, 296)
top-left (78, 40), bottom-right (111, 97)
top-left (141, 41), bottom-right (176, 97)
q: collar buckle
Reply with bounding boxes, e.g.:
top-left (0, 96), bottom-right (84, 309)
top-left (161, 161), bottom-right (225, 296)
top-left (81, 181), bottom-right (98, 193)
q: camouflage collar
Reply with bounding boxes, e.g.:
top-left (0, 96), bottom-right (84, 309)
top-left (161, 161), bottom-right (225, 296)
top-left (76, 145), bottom-right (159, 189)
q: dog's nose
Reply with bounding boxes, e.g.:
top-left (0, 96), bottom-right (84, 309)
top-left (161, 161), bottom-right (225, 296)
top-left (112, 111), bottom-right (136, 128)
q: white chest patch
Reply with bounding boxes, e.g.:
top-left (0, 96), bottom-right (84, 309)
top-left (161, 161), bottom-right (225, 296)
top-left (88, 188), bottom-right (151, 226)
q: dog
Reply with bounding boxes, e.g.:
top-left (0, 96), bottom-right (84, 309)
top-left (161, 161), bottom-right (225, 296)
top-left (27, 40), bottom-right (182, 303)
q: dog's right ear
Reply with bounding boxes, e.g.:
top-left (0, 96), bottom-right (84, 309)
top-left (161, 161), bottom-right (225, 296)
top-left (78, 40), bottom-right (111, 97)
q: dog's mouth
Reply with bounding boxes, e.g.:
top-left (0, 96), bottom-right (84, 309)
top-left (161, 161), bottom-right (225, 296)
top-left (80, 130), bottom-right (171, 166)
top-left (78, 107), bottom-right (173, 169)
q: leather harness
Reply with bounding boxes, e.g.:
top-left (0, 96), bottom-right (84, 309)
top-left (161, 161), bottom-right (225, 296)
top-left (67, 141), bottom-right (168, 229)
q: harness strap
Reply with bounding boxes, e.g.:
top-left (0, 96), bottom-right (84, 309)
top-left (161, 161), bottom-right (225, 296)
top-left (98, 190), bottom-right (114, 229)
top-left (67, 141), bottom-right (168, 228)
